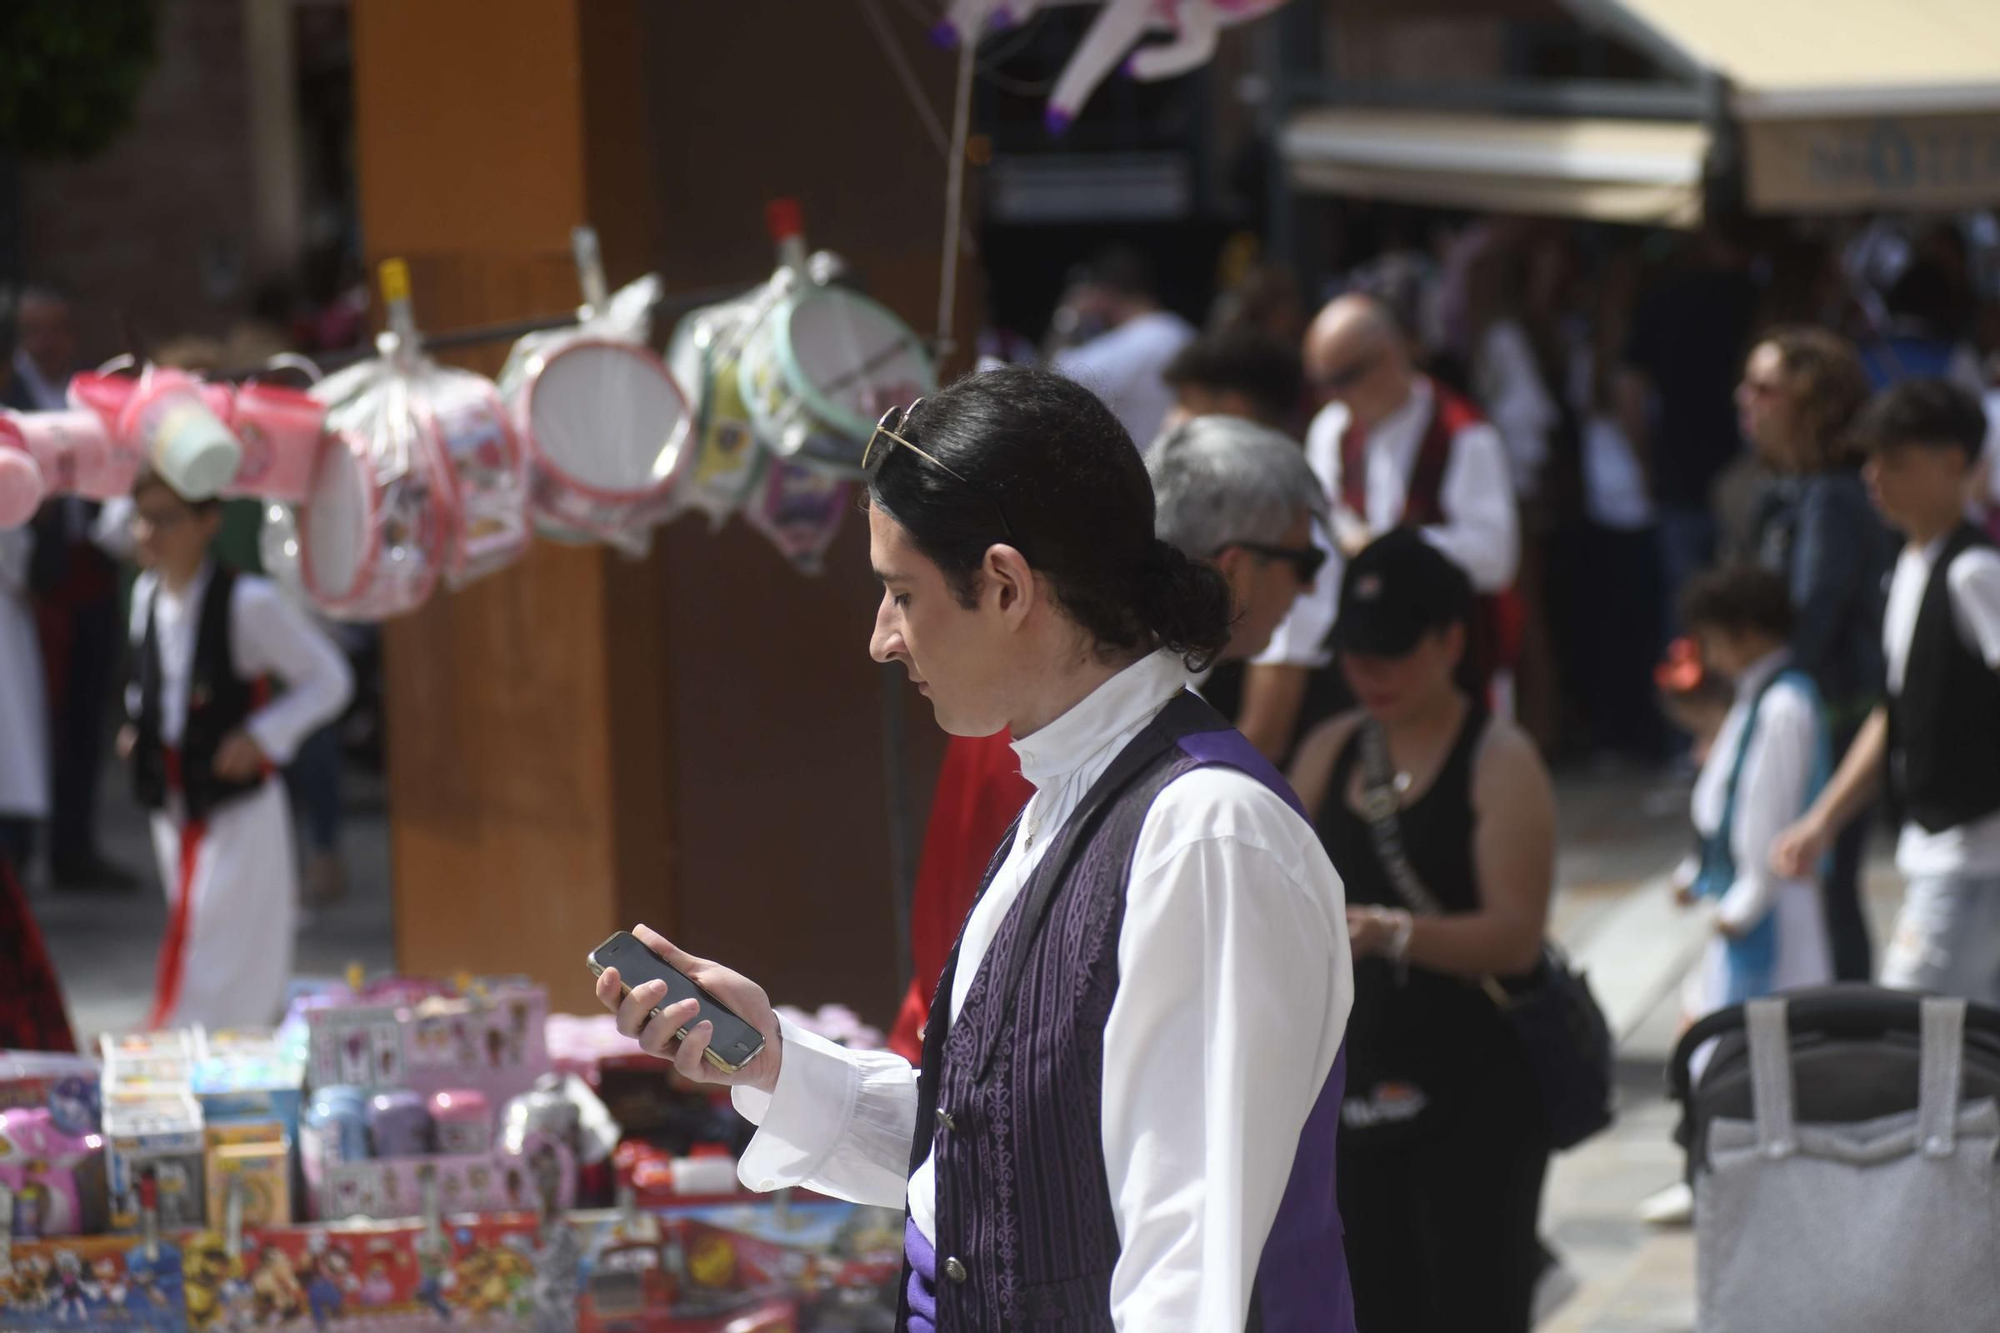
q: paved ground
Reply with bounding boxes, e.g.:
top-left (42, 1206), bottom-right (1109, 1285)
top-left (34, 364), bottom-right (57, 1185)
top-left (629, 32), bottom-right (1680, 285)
top-left (24, 755), bottom-right (1913, 1330)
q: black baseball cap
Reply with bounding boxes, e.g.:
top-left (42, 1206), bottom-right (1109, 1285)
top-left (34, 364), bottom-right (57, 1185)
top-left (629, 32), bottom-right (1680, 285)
top-left (1330, 528), bottom-right (1473, 658)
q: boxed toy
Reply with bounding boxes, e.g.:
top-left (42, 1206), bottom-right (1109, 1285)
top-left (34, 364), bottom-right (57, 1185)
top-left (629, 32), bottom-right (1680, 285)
top-left (0, 1108), bottom-right (106, 1237)
top-left (0, 1233), bottom-right (188, 1331)
top-left (181, 1212), bottom-right (577, 1330)
top-left (103, 1093), bottom-right (205, 1233)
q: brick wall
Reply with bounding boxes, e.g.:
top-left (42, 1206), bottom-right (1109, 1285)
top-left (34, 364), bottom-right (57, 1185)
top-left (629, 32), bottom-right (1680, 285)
top-left (18, 0), bottom-right (257, 363)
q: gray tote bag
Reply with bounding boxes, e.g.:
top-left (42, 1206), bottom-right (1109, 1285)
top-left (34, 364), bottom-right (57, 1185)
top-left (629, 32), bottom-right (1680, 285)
top-left (1695, 996), bottom-right (2000, 1333)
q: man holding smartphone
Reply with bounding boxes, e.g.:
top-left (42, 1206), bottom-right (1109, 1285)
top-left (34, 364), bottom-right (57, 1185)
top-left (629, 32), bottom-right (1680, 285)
top-left (596, 368), bottom-right (1355, 1332)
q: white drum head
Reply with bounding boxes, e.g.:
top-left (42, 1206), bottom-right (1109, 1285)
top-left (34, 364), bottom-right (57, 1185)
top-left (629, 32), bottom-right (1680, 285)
top-left (300, 435), bottom-right (371, 605)
top-left (528, 342), bottom-right (690, 494)
top-left (783, 288), bottom-right (934, 438)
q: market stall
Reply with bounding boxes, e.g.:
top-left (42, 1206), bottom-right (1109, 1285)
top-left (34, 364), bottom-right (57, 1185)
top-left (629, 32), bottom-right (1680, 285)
top-left (0, 987), bottom-right (901, 1332)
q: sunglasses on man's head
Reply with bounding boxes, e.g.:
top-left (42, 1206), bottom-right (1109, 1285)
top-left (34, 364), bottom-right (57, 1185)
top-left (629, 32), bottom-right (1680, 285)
top-left (862, 399), bottom-right (1019, 546)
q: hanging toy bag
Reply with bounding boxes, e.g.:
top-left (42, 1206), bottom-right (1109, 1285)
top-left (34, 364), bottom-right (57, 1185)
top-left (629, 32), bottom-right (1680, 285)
top-left (734, 203), bottom-right (936, 479)
top-left (0, 409), bottom-right (127, 528)
top-left (665, 286), bottom-right (783, 528)
top-left (299, 260), bottom-right (530, 621)
top-left (68, 361), bottom-right (243, 499)
top-left (740, 455), bottom-right (853, 575)
top-left (299, 366), bottom-right (450, 621)
top-left (498, 227), bottom-right (693, 551)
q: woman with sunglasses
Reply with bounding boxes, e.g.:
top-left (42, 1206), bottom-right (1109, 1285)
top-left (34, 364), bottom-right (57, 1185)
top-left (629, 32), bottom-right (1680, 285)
top-left (1738, 327), bottom-right (1897, 981)
top-left (1288, 528), bottom-right (1558, 1333)
top-left (597, 368), bottom-right (1356, 1332)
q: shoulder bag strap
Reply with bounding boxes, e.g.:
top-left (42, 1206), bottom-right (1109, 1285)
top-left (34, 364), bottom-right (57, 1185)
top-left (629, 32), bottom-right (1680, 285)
top-left (1357, 720), bottom-right (1516, 1004)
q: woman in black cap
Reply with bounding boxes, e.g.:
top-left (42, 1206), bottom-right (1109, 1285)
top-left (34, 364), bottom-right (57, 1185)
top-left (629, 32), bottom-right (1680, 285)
top-left (1288, 527), bottom-right (1559, 1333)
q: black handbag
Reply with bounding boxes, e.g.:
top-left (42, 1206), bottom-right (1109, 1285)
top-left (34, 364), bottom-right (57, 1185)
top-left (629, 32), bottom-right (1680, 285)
top-left (1358, 721), bottom-right (1614, 1150)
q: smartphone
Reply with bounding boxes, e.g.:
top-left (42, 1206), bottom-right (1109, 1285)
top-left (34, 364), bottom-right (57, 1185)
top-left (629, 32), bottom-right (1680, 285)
top-left (586, 931), bottom-right (767, 1075)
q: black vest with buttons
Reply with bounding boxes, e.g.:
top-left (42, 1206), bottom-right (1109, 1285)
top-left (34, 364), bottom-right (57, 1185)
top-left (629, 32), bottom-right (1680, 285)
top-left (130, 566), bottom-right (267, 822)
top-left (1888, 523), bottom-right (2000, 835)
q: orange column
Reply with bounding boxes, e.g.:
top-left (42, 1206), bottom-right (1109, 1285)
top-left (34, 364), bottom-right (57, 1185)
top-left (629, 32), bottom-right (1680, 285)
top-left (352, 0), bottom-right (967, 1019)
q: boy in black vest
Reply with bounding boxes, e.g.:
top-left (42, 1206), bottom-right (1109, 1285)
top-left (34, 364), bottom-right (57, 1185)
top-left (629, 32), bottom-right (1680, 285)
top-left (120, 471), bottom-right (352, 1029)
top-left (1777, 380), bottom-right (2000, 1002)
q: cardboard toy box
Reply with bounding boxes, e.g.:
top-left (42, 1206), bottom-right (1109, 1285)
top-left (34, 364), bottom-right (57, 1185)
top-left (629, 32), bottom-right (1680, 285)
top-left (103, 1093), bottom-right (206, 1234)
top-left (306, 981), bottom-right (550, 1108)
top-left (0, 1233), bottom-right (189, 1332)
top-left (180, 1212), bottom-right (575, 1331)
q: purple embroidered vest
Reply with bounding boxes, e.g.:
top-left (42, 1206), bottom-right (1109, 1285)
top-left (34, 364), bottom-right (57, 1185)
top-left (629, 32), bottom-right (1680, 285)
top-left (898, 691), bottom-right (1354, 1332)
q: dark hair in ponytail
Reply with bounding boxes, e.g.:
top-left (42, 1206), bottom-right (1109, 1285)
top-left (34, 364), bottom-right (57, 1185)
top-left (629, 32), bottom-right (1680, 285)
top-left (867, 366), bottom-right (1234, 672)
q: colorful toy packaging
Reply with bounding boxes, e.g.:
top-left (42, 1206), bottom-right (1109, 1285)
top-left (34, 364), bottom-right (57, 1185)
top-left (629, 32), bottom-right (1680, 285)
top-left (0, 1234), bottom-right (189, 1331)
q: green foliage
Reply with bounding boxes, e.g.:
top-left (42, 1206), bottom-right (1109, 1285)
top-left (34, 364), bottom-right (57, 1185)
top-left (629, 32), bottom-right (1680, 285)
top-left (0, 0), bottom-right (159, 160)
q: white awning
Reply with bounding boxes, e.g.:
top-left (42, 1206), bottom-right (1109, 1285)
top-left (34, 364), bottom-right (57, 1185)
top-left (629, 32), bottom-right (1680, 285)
top-left (1574, 0), bottom-right (2000, 120)
top-left (1573, 0), bottom-right (2000, 211)
top-left (1282, 109), bottom-right (1709, 227)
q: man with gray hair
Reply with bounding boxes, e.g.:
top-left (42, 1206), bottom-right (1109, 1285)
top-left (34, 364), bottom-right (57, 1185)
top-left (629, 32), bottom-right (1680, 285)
top-left (1150, 414), bottom-right (1327, 665)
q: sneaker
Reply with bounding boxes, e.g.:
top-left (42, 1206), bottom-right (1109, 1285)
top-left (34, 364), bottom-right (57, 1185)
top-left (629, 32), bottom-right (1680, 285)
top-left (1638, 1180), bottom-right (1694, 1227)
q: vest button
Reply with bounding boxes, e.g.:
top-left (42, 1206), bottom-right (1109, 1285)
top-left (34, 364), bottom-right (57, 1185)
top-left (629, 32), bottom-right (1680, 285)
top-left (944, 1257), bottom-right (968, 1284)
top-left (936, 1107), bottom-right (957, 1133)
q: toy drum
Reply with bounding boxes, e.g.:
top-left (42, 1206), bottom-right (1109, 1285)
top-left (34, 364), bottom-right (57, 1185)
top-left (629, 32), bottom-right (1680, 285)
top-left (69, 367), bottom-right (242, 499)
top-left (224, 381), bottom-right (327, 503)
top-left (504, 337), bottom-right (692, 543)
top-left (296, 425), bottom-right (446, 621)
top-left (735, 283), bottom-right (934, 478)
top-left (0, 408), bottom-right (133, 510)
top-left (666, 301), bottom-right (775, 525)
top-left (414, 368), bottom-right (531, 588)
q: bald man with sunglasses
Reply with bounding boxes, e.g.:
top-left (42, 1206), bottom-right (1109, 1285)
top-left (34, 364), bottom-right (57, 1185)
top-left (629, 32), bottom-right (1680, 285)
top-left (1237, 294), bottom-right (1520, 763)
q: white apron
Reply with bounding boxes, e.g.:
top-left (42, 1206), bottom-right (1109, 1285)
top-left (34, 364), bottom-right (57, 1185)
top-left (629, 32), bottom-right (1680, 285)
top-left (148, 778), bottom-right (297, 1029)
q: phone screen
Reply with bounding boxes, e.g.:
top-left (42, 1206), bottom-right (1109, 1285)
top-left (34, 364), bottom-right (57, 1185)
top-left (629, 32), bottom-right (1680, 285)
top-left (587, 932), bottom-right (767, 1074)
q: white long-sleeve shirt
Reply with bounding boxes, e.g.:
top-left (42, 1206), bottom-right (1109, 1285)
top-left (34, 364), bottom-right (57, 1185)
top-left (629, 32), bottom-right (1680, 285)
top-left (125, 562), bottom-right (353, 767)
top-left (1255, 378), bottom-right (1519, 668)
top-left (730, 650), bottom-right (1353, 1329)
top-left (1691, 651), bottom-right (1820, 933)
top-left (1051, 310), bottom-right (1197, 450)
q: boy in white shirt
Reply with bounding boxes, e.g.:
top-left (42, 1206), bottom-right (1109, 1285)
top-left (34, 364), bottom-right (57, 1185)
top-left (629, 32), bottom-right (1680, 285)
top-left (1777, 380), bottom-right (2000, 1002)
top-left (120, 471), bottom-right (352, 1029)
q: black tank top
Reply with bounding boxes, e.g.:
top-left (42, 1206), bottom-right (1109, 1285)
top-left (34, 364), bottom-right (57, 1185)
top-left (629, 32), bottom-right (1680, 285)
top-left (1315, 704), bottom-right (1526, 1140)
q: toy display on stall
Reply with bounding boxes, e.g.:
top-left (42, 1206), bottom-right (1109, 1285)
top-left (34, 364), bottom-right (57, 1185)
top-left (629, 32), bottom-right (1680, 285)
top-left (2, 988), bottom-right (902, 1330)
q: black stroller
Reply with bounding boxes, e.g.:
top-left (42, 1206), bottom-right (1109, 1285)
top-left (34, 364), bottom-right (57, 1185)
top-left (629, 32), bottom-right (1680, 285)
top-left (1667, 984), bottom-right (2000, 1332)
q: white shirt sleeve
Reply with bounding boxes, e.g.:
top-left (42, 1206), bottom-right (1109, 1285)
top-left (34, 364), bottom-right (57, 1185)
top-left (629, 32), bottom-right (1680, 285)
top-left (1717, 682), bottom-right (1818, 932)
top-left (125, 571), bottom-right (155, 720)
top-left (1252, 409), bottom-right (1345, 668)
top-left (1102, 770), bottom-right (1352, 1330)
top-left (729, 1014), bottom-right (917, 1209)
top-left (1428, 421), bottom-right (1520, 593)
top-left (230, 577), bottom-right (354, 765)
top-left (1476, 324), bottom-right (1554, 498)
top-left (1947, 548), bottom-right (2000, 670)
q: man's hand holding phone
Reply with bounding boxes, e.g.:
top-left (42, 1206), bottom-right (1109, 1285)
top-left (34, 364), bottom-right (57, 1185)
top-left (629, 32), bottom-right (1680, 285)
top-left (593, 925), bottom-right (784, 1096)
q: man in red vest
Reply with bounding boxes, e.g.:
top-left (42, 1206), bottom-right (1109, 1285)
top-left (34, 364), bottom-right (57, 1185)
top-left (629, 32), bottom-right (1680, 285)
top-left (1238, 293), bottom-right (1520, 762)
